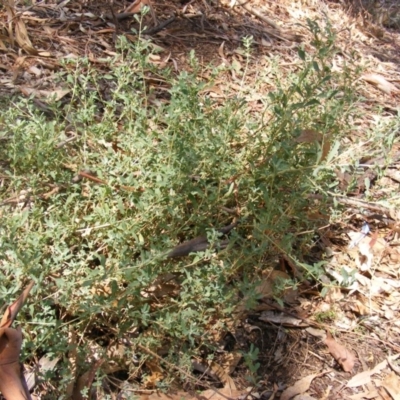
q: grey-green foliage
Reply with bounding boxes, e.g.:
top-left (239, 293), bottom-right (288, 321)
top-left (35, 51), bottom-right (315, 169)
top-left (0, 20), bottom-right (358, 392)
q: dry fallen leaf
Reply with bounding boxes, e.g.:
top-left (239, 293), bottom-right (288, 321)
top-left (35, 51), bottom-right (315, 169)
top-left (348, 389), bottom-right (380, 400)
top-left (306, 327), bottom-right (326, 340)
top-left (362, 74), bottom-right (400, 95)
top-left (138, 387), bottom-right (244, 400)
top-left (209, 360), bottom-right (236, 390)
top-left (379, 371), bottom-right (400, 399)
top-left (219, 352), bottom-right (242, 375)
top-left (342, 299), bottom-right (371, 316)
top-left (142, 273), bottom-right (181, 300)
top-left (385, 169), bottom-right (400, 184)
top-left (236, 270), bottom-right (298, 316)
top-left (0, 327), bottom-right (31, 400)
top-left (191, 359), bottom-right (236, 391)
top-left (19, 87), bottom-right (71, 101)
top-left (0, 282), bottom-right (34, 400)
top-left (14, 18), bottom-right (37, 54)
top-left (72, 359), bottom-right (103, 400)
top-left (280, 373), bottom-right (318, 400)
top-left (325, 287), bottom-right (344, 304)
top-left (378, 387), bottom-right (394, 400)
top-left (65, 328), bottom-right (104, 399)
top-left (4, 0), bottom-right (37, 54)
top-left (0, 282), bottom-right (34, 328)
top-left (200, 387), bottom-right (243, 400)
top-left (324, 331), bottom-right (355, 372)
top-left (346, 354), bottom-right (400, 388)
top-left (25, 355), bottom-right (59, 391)
top-left (124, 0), bottom-right (144, 13)
top-left (139, 390), bottom-right (190, 400)
top-left (387, 355), bottom-right (400, 375)
top-left (295, 129), bottom-right (331, 162)
top-left (347, 368), bottom-right (376, 389)
top-left (144, 359), bottom-right (164, 388)
top-left (259, 270), bottom-right (298, 303)
top-left (259, 311), bottom-right (308, 327)
top-left (295, 129), bottom-right (323, 143)
top-left (218, 41), bottom-right (227, 62)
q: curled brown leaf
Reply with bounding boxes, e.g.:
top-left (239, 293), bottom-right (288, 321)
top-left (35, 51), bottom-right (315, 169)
top-left (324, 331), bottom-right (355, 372)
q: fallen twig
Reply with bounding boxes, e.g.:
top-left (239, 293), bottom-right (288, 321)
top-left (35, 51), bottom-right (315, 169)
top-left (72, 170), bottom-right (144, 193)
top-left (233, 0), bottom-right (302, 42)
top-left (235, 0), bottom-right (279, 30)
top-left (328, 193), bottom-right (399, 220)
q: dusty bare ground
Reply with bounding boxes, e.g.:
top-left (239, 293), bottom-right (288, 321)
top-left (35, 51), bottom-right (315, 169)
top-left (1, 0), bottom-right (400, 399)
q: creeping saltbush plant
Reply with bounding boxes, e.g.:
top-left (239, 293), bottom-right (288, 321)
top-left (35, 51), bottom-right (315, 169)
top-left (0, 20), bottom-right (358, 394)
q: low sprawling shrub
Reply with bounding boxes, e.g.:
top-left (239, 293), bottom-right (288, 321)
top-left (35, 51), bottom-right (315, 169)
top-left (0, 20), bottom-right (359, 394)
